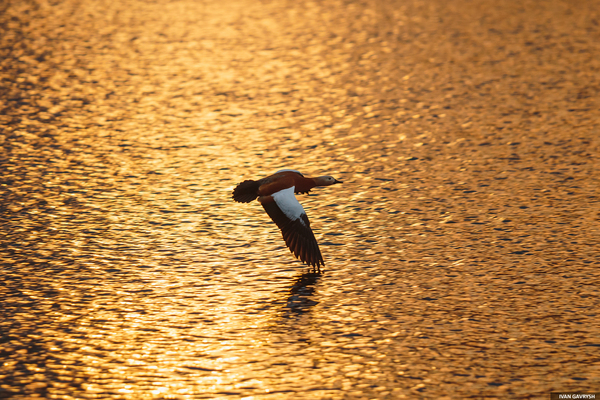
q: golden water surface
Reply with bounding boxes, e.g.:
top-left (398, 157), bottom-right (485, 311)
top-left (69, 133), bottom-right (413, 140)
top-left (1, 0), bottom-right (599, 398)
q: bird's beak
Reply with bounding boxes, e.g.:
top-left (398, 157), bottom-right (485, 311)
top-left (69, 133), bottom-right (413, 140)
top-left (334, 179), bottom-right (343, 184)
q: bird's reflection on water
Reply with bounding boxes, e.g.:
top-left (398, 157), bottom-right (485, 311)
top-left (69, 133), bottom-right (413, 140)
top-left (283, 271), bottom-right (321, 315)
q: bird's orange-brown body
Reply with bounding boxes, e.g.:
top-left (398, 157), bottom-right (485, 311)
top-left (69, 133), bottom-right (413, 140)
top-left (257, 171), bottom-right (318, 201)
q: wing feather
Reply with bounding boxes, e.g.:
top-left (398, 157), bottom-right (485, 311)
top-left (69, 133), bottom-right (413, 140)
top-left (260, 187), bottom-right (324, 268)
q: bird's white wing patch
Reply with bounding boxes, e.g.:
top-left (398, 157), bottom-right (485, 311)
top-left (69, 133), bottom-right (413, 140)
top-left (275, 169), bottom-right (303, 176)
top-left (271, 186), bottom-right (306, 225)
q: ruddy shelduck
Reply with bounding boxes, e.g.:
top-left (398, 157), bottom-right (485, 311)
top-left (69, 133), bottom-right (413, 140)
top-left (232, 169), bottom-right (342, 271)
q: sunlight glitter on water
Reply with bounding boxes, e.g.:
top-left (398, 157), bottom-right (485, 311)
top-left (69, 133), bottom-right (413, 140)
top-left (2, 0), bottom-right (600, 398)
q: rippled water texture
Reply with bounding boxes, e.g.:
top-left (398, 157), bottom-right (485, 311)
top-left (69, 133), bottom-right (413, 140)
top-left (1, 0), bottom-right (599, 398)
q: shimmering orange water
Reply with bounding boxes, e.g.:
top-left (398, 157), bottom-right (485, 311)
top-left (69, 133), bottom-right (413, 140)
top-left (1, 0), bottom-right (599, 398)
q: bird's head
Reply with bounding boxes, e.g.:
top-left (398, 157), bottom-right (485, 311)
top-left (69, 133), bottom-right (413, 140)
top-left (314, 175), bottom-right (343, 186)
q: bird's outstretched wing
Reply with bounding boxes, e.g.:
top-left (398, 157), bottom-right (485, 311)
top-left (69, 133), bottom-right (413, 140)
top-left (259, 187), bottom-right (324, 268)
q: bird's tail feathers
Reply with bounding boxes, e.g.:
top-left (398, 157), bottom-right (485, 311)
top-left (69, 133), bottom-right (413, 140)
top-left (232, 180), bottom-right (261, 203)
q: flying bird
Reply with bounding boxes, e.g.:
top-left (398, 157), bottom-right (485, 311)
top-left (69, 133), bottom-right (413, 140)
top-left (232, 169), bottom-right (342, 272)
